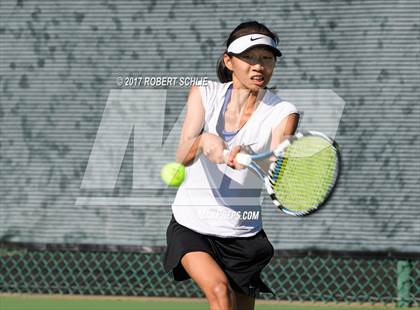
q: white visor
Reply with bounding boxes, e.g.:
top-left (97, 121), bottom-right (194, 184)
top-left (227, 34), bottom-right (281, 56)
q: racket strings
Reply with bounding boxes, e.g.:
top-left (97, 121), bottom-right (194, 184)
top-left (268, 136), bottom-right (339, 213)
top-left (269, 158), bottom-right (287, 182)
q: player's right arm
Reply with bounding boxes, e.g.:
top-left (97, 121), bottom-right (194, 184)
top-left (176, 86), bottom-right (226, 166)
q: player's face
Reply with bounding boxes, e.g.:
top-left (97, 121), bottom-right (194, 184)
top-left (225, 47), bottom-right (276, 93)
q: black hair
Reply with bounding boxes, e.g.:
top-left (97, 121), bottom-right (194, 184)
top-left (217, 21), bottom-right (280, 83)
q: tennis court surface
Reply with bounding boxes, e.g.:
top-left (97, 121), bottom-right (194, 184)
top-left (1, 294), bottom-right (415, 310)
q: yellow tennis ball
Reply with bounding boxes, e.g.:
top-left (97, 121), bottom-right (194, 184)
top-left (161, 162), bottom-right (185, 187)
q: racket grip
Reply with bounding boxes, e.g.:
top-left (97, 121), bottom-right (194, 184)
top-left (223, 150), bottom-right (252, 166)
top-left (236, 153), bottom-right (252, 166)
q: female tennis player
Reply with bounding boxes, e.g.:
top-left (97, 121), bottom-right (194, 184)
top-left (163, 21), bottom-right (299, 310)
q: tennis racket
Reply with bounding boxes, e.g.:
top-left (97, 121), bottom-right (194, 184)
top-left (224, 131), bottom-right (341, 216)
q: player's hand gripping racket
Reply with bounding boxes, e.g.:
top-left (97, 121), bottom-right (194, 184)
top-left (224, 131), bottom-right (341, 216)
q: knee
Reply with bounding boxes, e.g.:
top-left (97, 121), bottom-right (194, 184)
top-left (209, 281), bottom-right (232, 301)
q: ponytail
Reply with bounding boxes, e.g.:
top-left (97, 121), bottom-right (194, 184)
top-left (216, 52), bottom-right (232, 83)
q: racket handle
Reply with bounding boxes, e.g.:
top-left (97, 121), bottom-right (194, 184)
top-left (223, 149), bottom-right (230, 164)
top-left (223, 150), bottom-right (252, 166)
top-left (236, 153), bottom-right (252, 166)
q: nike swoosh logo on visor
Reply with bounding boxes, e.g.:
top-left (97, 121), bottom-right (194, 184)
top-left (250, 36), bottom-right (264, 41)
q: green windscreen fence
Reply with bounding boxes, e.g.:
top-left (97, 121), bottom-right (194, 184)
top-left (1, 0), bottom-right (419, 307)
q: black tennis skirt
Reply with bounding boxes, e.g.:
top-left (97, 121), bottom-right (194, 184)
top-left (163, 214), bottom-right (275, 298)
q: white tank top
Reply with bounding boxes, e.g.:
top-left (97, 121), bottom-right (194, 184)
top-left (172, 80), bottom-right (298, 237)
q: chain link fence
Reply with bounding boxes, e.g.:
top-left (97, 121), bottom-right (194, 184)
top-left (1, 246), bottom-right (419, 307)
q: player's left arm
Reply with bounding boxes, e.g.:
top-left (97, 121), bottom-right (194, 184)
top-left (228, 113), bottom-right (299, 170)
top-left (256, 113), bottom-right (300, 172)
top-left (271, 113), bottom-right (300, 148)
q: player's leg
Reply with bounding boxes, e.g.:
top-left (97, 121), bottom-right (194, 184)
top-left (181, 251), bottom-right (233, 310)
top-left (232, 290), bottom-right (255, 310)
